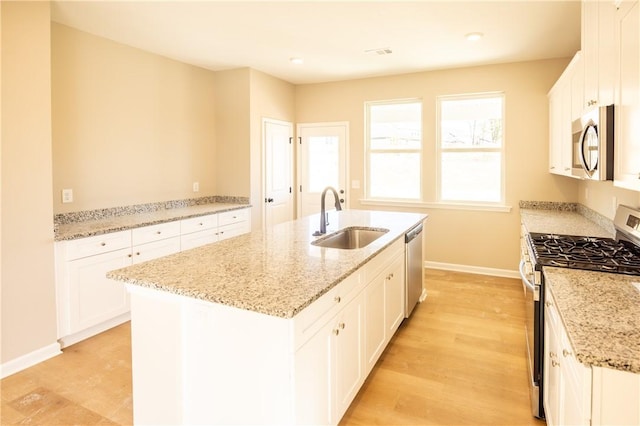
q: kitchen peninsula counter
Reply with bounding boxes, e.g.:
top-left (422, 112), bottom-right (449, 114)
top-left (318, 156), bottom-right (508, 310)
top-left (107, 209), bottom-right (427, 318)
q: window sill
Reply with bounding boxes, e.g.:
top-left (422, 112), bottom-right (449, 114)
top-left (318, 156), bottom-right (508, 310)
top-left (359, 199), bottom-right (512, 213)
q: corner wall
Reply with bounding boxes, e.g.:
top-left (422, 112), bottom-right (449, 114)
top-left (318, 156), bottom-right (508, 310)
top-left (1, 1), bottom-right (58, 366)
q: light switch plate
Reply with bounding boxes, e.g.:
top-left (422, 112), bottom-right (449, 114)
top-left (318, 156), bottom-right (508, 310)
top-left (193, 182), bottom-right (200, 192)
top-left (62, 188), bottom-right (73, 203)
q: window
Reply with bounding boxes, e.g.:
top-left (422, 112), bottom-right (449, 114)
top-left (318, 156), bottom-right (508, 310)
top-left (438, 93), bottom-right (505, 204)
top-left (366, 100), bottom-right (422, 200)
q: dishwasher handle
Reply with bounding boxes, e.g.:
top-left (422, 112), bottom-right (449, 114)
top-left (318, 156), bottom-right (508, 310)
top-left (405, 223), bottom-right (423, 243)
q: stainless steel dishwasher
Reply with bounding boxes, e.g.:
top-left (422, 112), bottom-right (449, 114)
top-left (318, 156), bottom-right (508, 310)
top-left (405, 222), bottom-right (424, 317)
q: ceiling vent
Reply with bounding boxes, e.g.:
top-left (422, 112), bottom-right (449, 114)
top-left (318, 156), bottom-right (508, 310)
top-left (365, 47), bottom-right (393, 56)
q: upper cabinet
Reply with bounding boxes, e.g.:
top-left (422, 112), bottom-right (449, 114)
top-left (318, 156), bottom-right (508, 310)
top-left (549, 52), bottom-right (582, 177)
top-left (614, 0), bottom-right (640, 191)
top-left (581, 0), bottom-right (617, 111)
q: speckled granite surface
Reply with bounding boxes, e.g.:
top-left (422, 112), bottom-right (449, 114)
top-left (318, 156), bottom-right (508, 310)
top-left (55, 202), bottom-right (250, 241)
top-left (107, 210), bottom-right (427, 319)
top-left (520, 208), bottom-right (614, 238)
top-left (543, 267), bottom-right (640, 374)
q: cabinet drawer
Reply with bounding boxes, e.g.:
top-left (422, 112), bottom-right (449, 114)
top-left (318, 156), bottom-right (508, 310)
top-left (218, 208), bottom-right (249, 227)
top-left (132, 221), bottom-right (180, 246)
top-left (217, 221), bottom-right (250, 241)
top-left (361, 237), bottom-right (404, 283)
top-left (293, 271), bottom-right (363, 350)
top-left (64, 230), bottom-right (131, 261)
top-left (181, 214), bottom-right (218, 235)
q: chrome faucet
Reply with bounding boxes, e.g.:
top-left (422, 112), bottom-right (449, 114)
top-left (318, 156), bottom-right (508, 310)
top-left (313, 186), bottom-right (342, 236)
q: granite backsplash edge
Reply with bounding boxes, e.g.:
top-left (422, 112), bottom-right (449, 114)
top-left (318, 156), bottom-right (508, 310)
top-left (54, 195), bottom-right (250, 226)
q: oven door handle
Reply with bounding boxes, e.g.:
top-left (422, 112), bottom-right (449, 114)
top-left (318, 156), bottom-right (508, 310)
top-left (519, 260), bottom-right (540, 301)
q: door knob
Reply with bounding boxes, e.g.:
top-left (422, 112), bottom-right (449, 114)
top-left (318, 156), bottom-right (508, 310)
top-left (265, 198), bottom-right (274, 203)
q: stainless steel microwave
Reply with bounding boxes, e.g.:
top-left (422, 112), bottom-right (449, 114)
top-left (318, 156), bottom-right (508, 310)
top-left (571, 105), bottom-right (614, 180)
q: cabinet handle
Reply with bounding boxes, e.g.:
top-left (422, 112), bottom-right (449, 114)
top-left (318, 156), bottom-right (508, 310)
top-left (333, 329), bottom-right (340, 336)
top-left (334, 296), bottom-right (341, 303)
top-left (551, 360), bottom-right (560, 368)
top-left (546, 301), bottom-right (553, 307)
top-left (562, 349), bottom-right (572, 358)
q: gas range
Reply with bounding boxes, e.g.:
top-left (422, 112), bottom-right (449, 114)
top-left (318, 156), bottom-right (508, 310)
top-left (527, 232), bottom-right (640, 275)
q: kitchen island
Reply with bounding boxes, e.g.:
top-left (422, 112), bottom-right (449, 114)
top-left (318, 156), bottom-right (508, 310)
top-left (107, 209), bottom-right (427, 425)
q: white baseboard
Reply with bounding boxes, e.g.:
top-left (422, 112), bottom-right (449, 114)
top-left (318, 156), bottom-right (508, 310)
top-left (1, 342), bottom-right (62, 379)
top-left (425, 261), bottom-right (519, 279)
top-left (59, 312), bottom-right (130, 349)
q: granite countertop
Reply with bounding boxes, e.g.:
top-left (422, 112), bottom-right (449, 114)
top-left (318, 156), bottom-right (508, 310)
top-left (543, 267), bottom-right (640, 374)
top-left (107, 209), bottom-right (427, 319)
top-left (521, 205), bottom-right (639, 374)
top-left (520, 208), bottom-right (613, 238)
top-left (55, 203), bottom-right (250, 241)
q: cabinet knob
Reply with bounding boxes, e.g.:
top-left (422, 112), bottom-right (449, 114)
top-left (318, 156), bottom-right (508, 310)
top-left (136, 252), bottom-right (140, 256)
top-left (562, 349), bottom-right (572, 358)
top-left (333, 329), bottom-right (340, 336)
top-left (199, 222), bottom-right (203, 226)
top-left (128, 254), bottom-right (132, 258)
top-left (334, 296), bottom-right (341, 303)
top-left (550, 351), bottom-right (557, 359)
top-left (156, 231), bottom-right (162, 235)
top-left (339, 322), bottom-right (345, 330)
top-left (100, 242), bottom-right (106, 246)
top-left (551, 360), bottom-right (560, 368)
top-left (546, 301), bottom-right (552, 307)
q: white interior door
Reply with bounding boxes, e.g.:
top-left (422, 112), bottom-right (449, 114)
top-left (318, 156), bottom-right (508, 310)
top-left (297, 123), bottom-right (348, 218)
top-left (263, 118), bottom-right (294, 228)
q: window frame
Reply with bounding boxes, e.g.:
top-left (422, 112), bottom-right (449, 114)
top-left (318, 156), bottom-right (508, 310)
top-left (436, 92), bottom-right (506, 206)
top-left (364, 98), bottom-right (423, 202)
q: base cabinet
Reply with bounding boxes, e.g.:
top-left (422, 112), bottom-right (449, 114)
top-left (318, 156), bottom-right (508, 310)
top-left (126, 236), bottom-right (411, 426)
top-left (544, 286), bottom-right (640, 426)
top-left (56, 207), bottom-right (251, 347)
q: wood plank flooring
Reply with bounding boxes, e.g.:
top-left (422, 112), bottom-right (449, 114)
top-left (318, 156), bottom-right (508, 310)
top-left (1, 270), bottom-right (545, 425)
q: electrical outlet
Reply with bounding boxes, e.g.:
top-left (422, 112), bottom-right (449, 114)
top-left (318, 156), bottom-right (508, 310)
top-left (193, 182), bottom-right (199, 192)
top-left (62, 188), bottom-right (73, 203)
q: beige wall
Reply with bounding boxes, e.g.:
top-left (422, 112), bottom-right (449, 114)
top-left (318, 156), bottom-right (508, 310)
top-left (1, 1), bottom-right (57, 363)
top-left (213, 68), bottom-right (251, 199)
top-left (249, 69), bottom-right (296, 230)
top-left (51, 23), bottom-right (217, 213)
top-left (296, 59), bottom-right (580, 271)
top-left (578, 180), bottom-right (640, 219)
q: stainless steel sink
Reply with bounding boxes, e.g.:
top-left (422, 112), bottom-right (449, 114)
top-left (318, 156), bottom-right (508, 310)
top-left (311, 227), bottom-right (389, 249)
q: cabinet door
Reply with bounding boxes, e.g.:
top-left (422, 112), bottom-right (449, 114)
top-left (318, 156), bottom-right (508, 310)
top-left (614, 0), bottom-right (640, 191)
top-left (333, 292), bottom-right (365, 421)
top-left (544, 298), bottom-right (562, 426)
top-left (384, 254), bottom-right (405, 338)
top-left (67, 247), bottom-right (132, 334)
top-left (132, 237), bottom-right (181, 264)
top-left (181, 229), bottom-right (218, 251)
top-left (549, 87), bottom-right (564, 175)
top-left (293, 319), bottom-right (333, 426)
top-left (364, 273), bottom-right (385, 372)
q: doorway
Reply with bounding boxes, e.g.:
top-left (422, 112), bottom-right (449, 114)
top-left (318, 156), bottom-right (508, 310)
top-left (263, 118), bottom-right (294, 228)
top-left (296, 122), bottom-right (349, 218)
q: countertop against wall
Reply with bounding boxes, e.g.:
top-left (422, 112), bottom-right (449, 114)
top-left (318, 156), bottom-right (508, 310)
top-left (54, 196), bottom-right (250, 241)
top-left (520, 201), bottom-right (640, 374)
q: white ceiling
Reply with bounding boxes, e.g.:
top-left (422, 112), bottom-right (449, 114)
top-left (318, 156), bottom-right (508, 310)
top-left (51, 0), bottom-right (582, 85)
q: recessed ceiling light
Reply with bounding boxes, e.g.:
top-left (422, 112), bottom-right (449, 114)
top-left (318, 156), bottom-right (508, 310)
top-left (465, 32), bottom-right (484, 42)
top-left (290, 57), bottom-right (304, 65)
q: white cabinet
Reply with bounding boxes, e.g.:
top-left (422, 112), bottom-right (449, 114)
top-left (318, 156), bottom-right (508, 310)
top-left (543, 288), bottom-right (592, 426)
top-left (180, 214), bottom-right (219, 250)
top-left (549, 52), bottom-right (582, 177)
top-left (582, 0), bottom-right (617, 110)
top-left (614, 0), bottom-right (640, 191)
top-left (56, 231), bottom-right (132, 347)
top-left (56, 207), bottom-right (251, 346)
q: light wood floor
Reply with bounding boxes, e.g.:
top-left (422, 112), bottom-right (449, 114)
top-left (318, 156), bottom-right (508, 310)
top-left (1, 270), bottom-right (545, 425)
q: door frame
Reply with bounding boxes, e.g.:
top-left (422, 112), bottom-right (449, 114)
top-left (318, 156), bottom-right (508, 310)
top-left (295, 121), bottom-right (350, 218)
top-left (262, 117), bottom-right (294, 230)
